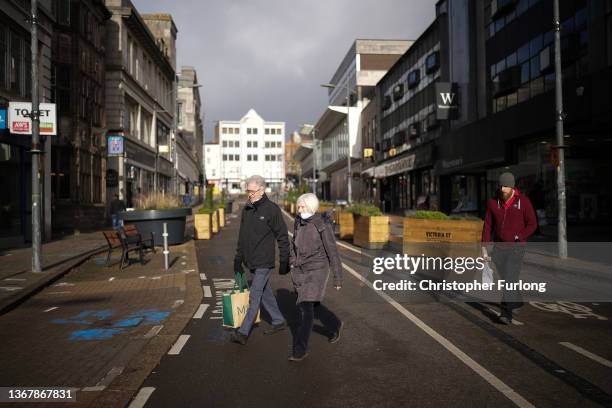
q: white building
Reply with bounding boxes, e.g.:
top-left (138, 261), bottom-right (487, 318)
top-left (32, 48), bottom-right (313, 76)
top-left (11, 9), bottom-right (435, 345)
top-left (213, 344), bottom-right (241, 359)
top-left (213, 109), bottom-right (285, 193)
top-left (204, 143), bottom-right (221, 187)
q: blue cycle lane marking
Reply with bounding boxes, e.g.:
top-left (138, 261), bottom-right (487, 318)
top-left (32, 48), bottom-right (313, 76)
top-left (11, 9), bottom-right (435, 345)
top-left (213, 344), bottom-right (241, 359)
top-left (52, 309), bottom-right (171, 341)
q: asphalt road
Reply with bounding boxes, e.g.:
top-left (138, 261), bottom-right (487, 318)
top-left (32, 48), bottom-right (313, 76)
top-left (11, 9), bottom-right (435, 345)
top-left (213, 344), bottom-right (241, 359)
top-left (137, 208), bottom-right (612, 408)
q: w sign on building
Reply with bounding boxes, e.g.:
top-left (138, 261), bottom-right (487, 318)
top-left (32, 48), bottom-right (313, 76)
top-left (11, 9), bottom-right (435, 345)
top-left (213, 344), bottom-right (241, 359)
top-left (435, 83), bottom-right (459, 120)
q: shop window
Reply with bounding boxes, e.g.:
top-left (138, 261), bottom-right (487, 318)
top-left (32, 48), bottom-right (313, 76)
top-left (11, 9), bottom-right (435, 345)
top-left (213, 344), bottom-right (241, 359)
top-left (451, 175), bottom-right (479, 213)
top-left (407, 70), bottom-right (420, 89)
top-left (425, 51), bottom-right (440, 74)
top-left (392, 83), bottom-right (404, 101)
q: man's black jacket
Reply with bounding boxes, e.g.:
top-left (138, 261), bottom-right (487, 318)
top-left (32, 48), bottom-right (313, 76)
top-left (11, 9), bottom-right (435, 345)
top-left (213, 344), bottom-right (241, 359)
top-left (234, 194), bottom-right (290, 274)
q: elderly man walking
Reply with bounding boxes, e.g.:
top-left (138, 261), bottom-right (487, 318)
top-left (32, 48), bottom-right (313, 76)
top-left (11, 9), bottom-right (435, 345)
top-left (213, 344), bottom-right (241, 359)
top-left (230, 175), bottom-right (290, 345)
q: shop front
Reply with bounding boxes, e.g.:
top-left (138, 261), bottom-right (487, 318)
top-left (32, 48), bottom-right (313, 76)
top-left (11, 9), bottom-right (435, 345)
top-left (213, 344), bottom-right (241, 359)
top-left (374, 143), bottom-right (436, 214)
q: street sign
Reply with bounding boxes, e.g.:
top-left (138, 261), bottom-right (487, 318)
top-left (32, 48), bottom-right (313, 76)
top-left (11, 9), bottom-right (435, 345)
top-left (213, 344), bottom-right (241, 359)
top-left (0, 109), bottom-right (6, 130)
top-left (8, 102), bottom-right (57, 135)
top-left (107, 135), bottom-right (124, 156)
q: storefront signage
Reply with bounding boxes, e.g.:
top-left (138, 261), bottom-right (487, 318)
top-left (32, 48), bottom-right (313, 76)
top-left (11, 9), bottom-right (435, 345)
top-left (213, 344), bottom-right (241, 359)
top-left (0, 109), bottom-right (6, 129)
top-left (107, 136), bottom-right (124, 156)
top-left (8, 102), bottom-right (57, 135)
top-left (106, 169), bottom-right (119, 187)
top-left (375, 154), bottom-right (416, 178)
top-left (435, 83), bottom-right (458, 120)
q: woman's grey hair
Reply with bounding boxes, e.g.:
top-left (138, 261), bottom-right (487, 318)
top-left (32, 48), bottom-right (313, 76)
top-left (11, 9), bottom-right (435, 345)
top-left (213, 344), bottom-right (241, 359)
top-left (246, 175), bottom-right (266, 189)
top-left (297, 193), bottom-right (319, 214)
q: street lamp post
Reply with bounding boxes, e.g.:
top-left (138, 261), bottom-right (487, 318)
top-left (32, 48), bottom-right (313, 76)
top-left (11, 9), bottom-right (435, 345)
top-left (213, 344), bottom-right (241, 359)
top-left (312, 127), bottom-right (317, 194)
top-left (553, 0), bottom-right (568, 259)
top-left (321, 80), bottom-right (353, 204)
top-left (30, 0), bottom-right (42, 272)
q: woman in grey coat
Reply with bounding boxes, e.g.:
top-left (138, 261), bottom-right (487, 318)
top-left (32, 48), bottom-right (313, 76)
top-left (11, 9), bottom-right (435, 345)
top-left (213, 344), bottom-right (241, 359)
top-left (289, 193), bottom-right (343, 362)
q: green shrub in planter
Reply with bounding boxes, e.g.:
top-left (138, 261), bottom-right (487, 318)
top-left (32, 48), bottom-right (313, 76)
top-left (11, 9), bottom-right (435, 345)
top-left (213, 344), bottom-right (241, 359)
top-left (345, 203), bottom-right (383, 217)
top-left (412, 210), bottom-right (449, 220)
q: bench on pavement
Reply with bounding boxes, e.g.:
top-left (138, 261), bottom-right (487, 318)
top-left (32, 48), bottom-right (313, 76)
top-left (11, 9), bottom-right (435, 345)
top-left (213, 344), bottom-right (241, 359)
top-left (102, 225), bottom-right (155, 270)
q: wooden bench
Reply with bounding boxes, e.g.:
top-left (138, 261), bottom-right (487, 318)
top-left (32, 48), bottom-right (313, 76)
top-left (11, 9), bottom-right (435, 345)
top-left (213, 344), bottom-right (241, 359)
top-left (102, 225), bottom-right (155, 270)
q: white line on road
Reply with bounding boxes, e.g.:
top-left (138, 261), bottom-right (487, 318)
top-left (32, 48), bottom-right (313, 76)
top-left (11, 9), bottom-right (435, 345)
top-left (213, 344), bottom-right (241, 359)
top-left (48, 291), bottom-right (71, 295)
top-left (43, 307), bottom-right (59, 312)
top-left (200, 273), bottom-right (207, 281)
top-left (144, 325), bottom-right (164, 339)
top-left (173, 299), bottom-right (184, 309)
top-left (560, 342), bottom-right (612, 368)
top-left (0, 286), bottom-right (22, 291)
top-left (168, 334), bottom-right (190, 355)
top-left (182, 269), bottom-right (195, 273)
top-left (108, 277), bottom-right (115, 281)
top-left (341, 262), bottom-right (534, 408)
top-left (203, 285), bottom-right (212, 297)
top-left (4, 278), bottom-right (26, 281)
top-left (193, 304), bottom-right (209, 319)
top-left (181, 262), bottom-right (187, 266)
top-left (128, 387), bottom-right (156, 408)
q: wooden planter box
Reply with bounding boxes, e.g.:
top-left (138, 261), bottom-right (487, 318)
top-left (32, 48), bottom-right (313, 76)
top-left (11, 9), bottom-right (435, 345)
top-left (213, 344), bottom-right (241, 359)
top-left (212, 209), bottom-right (219, 233)
top-left (353, 215), bottom-right (389, 249)
top-left (318, 204), bottom-right (334, 213)
top-left (335, 211), bottom-right (354, 240)
top-left (194, 213), bottom-right (213, 240)
top-left (290, 202), bottom-right (296, 216)
top-left (218, 207), bottom-right (225, 228)
top-left (403, 218), bottom-right (484, 279)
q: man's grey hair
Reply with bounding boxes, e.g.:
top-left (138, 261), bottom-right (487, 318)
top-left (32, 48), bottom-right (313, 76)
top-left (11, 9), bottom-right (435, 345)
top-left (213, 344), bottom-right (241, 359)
top-left (246, 175), bottom-right (266, 189)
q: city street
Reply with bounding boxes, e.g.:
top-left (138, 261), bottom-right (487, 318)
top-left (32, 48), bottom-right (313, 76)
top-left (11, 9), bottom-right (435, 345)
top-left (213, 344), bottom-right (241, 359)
top-left (133, 205), bottom-right (612, 408)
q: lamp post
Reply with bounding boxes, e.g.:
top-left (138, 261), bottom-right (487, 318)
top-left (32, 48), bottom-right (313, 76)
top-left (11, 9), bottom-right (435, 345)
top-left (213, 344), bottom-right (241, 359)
top-left (311, 127), bottom-right (317, 194)
top-left (320, 80), bottom-right (354, 204)
top-left (553, 0), bottom-right (568, 259)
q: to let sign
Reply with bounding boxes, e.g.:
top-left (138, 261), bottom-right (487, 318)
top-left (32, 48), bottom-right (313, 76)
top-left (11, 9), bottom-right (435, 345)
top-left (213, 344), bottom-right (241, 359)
top-left (107, 136), bottom-right (124, 156)
top-left (8, 102), bottom-right (57, 135)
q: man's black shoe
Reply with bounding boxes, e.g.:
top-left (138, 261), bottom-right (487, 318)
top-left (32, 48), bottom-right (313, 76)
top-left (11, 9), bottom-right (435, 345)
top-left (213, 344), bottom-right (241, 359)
top-left (264, 321), bottom-right (287, 335)
top-left (329, 321), bottom-right (344, 343)
top-left (230, 330), bottom-right (248, 345)
top-left (498, 315), bottom-right (511, 325)
top-left (288, 352), bottom-right (308, 362)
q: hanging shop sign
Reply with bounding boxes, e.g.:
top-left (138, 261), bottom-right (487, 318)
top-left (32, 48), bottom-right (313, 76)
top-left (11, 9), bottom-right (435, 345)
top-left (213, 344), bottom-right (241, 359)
top-left (107, 135), bottom-right (124, 156)
top-left (435, 82), bottom-right (459, 120)
top-left (8, 102), bottom-right (57, 135)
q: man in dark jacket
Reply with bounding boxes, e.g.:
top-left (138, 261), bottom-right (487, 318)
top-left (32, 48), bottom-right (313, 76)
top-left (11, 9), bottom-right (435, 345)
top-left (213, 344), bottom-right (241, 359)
top-left (482, 172), bottom-right (537, 324)
top-left (230, 175), bottom-right (289, 345)
top-left (110, 193), bottom-right (126, 229)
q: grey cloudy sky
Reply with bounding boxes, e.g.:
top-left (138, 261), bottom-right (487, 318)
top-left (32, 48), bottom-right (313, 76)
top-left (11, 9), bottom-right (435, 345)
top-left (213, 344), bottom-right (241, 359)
top-left (132, 0), bottom-right (435, 141)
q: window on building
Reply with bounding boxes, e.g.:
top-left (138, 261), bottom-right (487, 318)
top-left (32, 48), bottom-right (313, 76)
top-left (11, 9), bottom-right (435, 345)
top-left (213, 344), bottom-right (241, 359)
top-left (277, 154), bottom-right (283, 161)
top-left (177, 102), bottom-right (183, 124)
top-left (235, 141), bottom-right (240, 148)
top-left (608, 14), bottom-right (612, 66)
top-left (253, 128), bottom-right (258, 135)
top-left (223, 154), bottom-right (227, 161)
top-left (9, 30), bottom-right (22, 94)
top-left (253, 141), bottom-right (258, 148)
top-left (228, 141), bottom-right (234, 148)
top-left (265, 128), bottom-right (270, 135)
top-left (247, 128), bottom-right (252, 135)
top-left (253, 154), bottom-right (258, 161)
top-left (234, 154), bottom-right (240, 161)
top-left (0, 28), bottom-right (6, 90)
top-left (247, 141), bottom-right (251, 148)
top-left (222, 141), bottom-right (227, 147)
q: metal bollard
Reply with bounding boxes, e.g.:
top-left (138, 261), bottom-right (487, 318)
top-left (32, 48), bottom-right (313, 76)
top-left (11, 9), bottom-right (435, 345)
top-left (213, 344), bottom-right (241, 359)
top-left (163, 222), bottom-right (169, 270)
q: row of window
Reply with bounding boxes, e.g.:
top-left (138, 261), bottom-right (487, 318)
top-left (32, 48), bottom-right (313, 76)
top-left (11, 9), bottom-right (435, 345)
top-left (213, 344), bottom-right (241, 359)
top-left (222, 140), bottom-right (283, 148)
top-left (485, 0), bottom-right (542, 39)
top-left (0, 26), bottom-right (31, 98)
top-left (222, 127), bottom-right (283, 135)
top-left (221, 154), bottom-right (284, 162)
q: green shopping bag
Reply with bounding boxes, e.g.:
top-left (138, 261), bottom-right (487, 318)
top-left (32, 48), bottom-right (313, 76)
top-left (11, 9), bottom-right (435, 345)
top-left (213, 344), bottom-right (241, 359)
top-left (222, 272), bottom-right (260, 328)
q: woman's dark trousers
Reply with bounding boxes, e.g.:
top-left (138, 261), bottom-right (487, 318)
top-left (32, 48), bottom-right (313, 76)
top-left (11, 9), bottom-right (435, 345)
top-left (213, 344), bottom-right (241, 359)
top-left (294, 301), bottom-right (341, 356)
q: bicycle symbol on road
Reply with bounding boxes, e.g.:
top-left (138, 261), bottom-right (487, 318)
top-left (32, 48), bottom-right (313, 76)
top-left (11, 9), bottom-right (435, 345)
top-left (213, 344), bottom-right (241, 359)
top-left (529, 301), bottom-right (608, 320)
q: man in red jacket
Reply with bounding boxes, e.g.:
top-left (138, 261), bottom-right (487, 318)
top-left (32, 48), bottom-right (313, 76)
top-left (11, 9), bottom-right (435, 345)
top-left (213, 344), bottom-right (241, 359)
top-left (482, 172), bottom-right (537, 324)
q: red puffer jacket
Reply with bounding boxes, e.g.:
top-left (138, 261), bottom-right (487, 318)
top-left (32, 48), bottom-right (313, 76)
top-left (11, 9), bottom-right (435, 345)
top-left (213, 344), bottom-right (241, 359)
top-left (481, 189), bottom-right (537, 243)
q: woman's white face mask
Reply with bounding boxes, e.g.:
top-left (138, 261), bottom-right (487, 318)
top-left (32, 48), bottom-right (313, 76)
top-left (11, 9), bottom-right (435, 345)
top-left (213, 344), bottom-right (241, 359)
top-left (300, 212), bottom-right (313, 219)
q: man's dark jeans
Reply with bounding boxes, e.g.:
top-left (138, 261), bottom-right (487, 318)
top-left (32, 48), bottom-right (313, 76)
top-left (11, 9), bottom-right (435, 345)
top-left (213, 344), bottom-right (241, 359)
top-left (492, 244), bottom-right (526, 318)
top-left (294, 301), bottom-right (341, 356)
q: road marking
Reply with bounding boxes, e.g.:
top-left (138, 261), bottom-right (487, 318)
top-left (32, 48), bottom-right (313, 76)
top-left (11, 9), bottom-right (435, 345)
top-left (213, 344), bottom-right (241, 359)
top-left (193, 304), bottom-right (209, 319)
top-left (144, 325), bottom-right (164, 339)
top-left (43, 307), bottom-right (59, 313)
top-left (4, 278), bottom-right (26, 281)
top-left (182, 269), bottom-right (195, 273)
top-left (342, 262), bottom-right (534, 408)
top-left (139, 276), bottom-right (145, 279)
top-left (82, 367), bottom-right (124, 392)
top-left (168, 334), bottom-right (190, 355)
top-left (203, 285), bottom-right (212, 297)
top-left (129, 387), bottom-right (155, 408)
top-left (486, 307), bottom-right (524, 326)
top-left (151, 276), bottom-right (161, 280)
top-left (54, 282), bottom-right (75, 287)
top-left (108, 277), bottom-right (115, 282)
top-left (560, 342), bottom-right (612, 368)
top-left (48, 291), bottom-right (71, 295)
top-left (181, 262), bottom-right (186, 266)
top-left (0, 286), bottom-right (22, 291)
top-left (200, 273), bottom-right (207, 281)
top-left (173, 299), bottom-right (184, 309)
